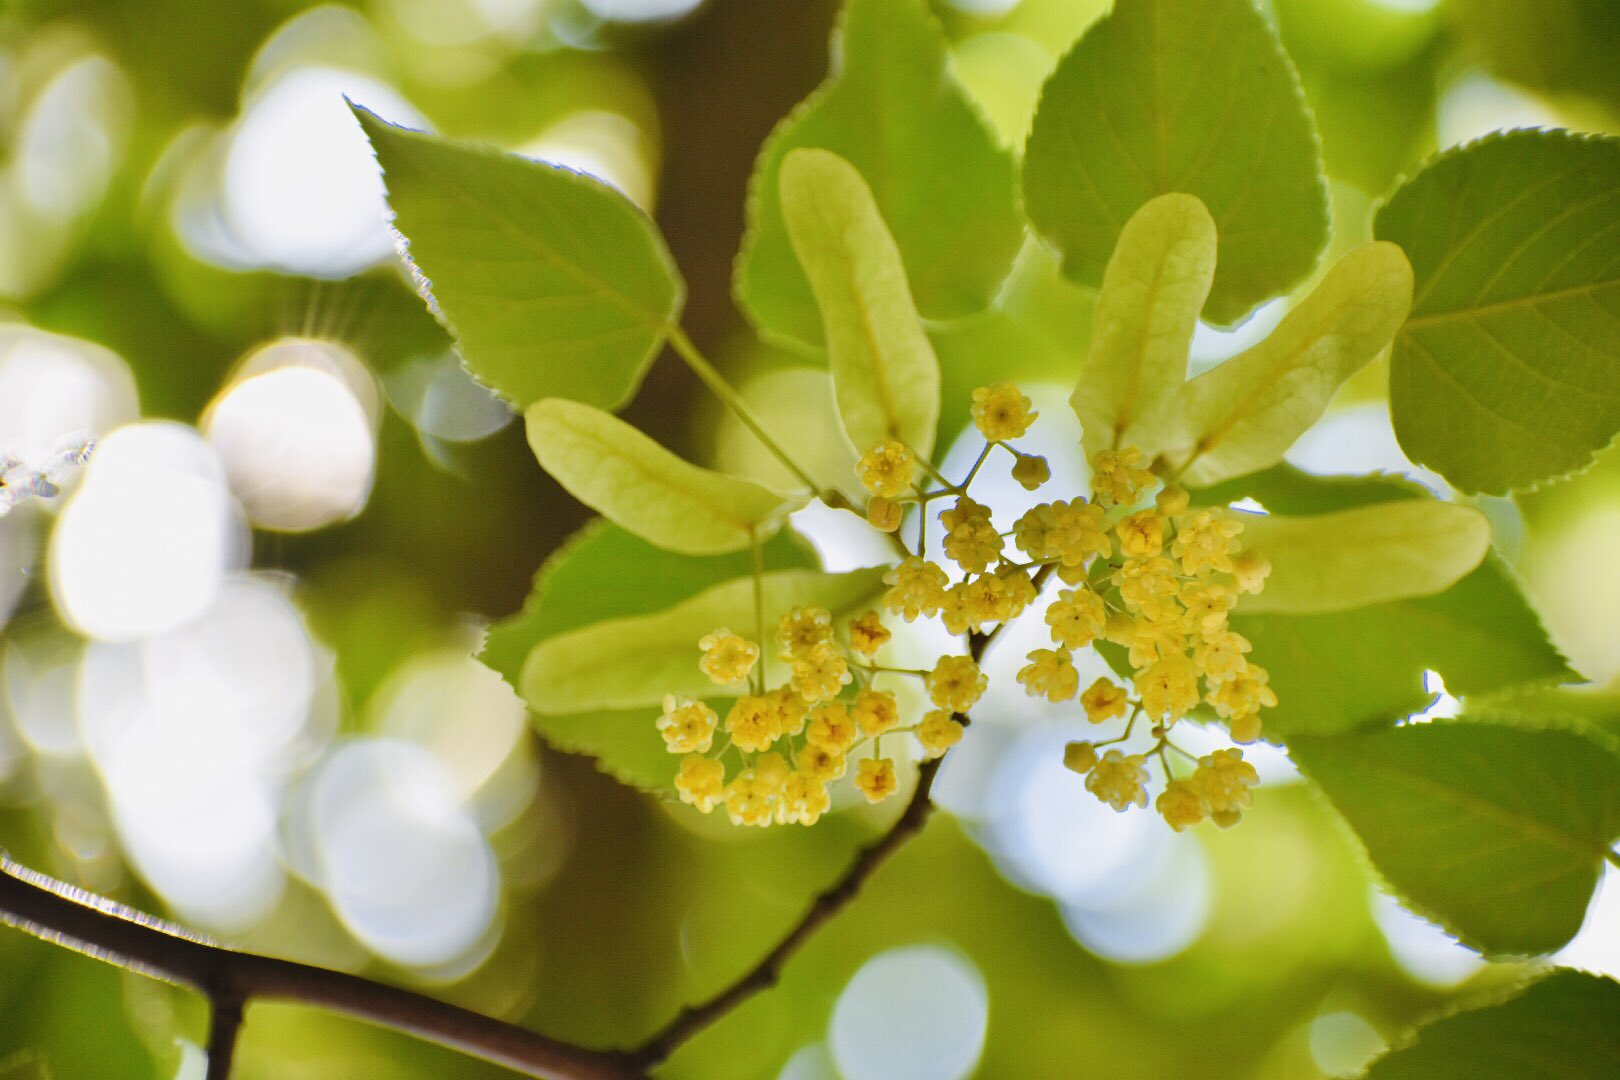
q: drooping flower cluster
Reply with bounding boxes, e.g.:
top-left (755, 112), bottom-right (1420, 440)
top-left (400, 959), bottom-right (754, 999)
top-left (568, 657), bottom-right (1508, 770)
top-left (656, 380), bottom-right (1273, 831)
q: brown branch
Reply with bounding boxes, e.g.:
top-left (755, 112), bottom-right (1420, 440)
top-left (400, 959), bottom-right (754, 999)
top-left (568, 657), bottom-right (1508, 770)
top-left (205, 994), bottom-right (244, 1080)
top-left (0, 854), bottom-right (646, 1080)
top-left (628, 626), bottom-right (1004, 1071)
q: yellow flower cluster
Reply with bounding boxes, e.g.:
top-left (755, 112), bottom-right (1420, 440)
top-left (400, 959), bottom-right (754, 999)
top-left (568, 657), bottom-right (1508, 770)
top-left (659, 382), bottom-right (1276, 834)
top-left (661, 601), bottom-right (973, 828)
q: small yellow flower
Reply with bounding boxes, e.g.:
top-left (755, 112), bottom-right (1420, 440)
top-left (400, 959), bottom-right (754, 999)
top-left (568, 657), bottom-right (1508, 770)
top-left (675, 754), bottom-right (725, 813)
top-left (944, 519), bottom-right (1003, 574)
top-left (926, 655), bottom-right (986, 713)
top-left (1127, 615), bottom-right (1189, 669)
top-left (799, 742), bottom-right (848, 780)
top-left (725, 695), bottom-right (779, 752)
top-left (1117, 510), bottom-right (1165, 558)
top-left (724, 770), bottom-right (774, 827)
top-left (916, 710), bottom-right (964, 759)
top-left (1229, 711), bottom-right (1263, 745)
top-left (996, 565), bottom-right (1038, 620)
top-left (1135, 654), bottom-right (1202, 722)
top-left (866, 495), bottom-right (903, 533)
top-left (1193, 628), bottom-right (1252, 684)
top-left (1046, 588), bottom-right (1107, 649)
top-left (1103, 610), bottom-right (1138, 646)
top-left (777, 771), bottom-right (832, 826)
top-left (1063, 740), bottom-right (1099, 775)
top-left (1017, 647), bottom-right (1080, 703)
top-left (855, 757), bottom-right (898, 803)
top-left (1085, 749), bottom-right (1149, 811)
top-left (1192, 748), bottom-right (1259, 827)
top-left (883, 556), bottom-right (949, 621)
top-left (698, 627), bottom-right (759, 685)
top-left (1156, 778), bottom-right (1206, 831)
top-left (852, 688), bottom-right (902, 736)
top-left (1011, 453), bottom-right (1050, 491)
top-left (1113, 556), bottom-right (1181, 616)
top-left (939, 494), bottom-right (992, 534)
top-left (857, 440), bottom-right (915, 498)
top-left (1080, 677), bottom-right (1129, 724)
top-left (1091, 447), bottom-right (1154, 508)
top-left (1231, 550), bottom-right (1271, 595)
top-left (849, 610), bottom-right (891, 658)
top-left (971, 382), bottom-right (1038, 441)
top-left (792, 641), bottom-right (852, 703)
top-left (763, 685), bottom-right (808, 737)
top-left (806, 702), bottom-right (858, 752)
top-left (657, 695), bottom-right (718, 754)
top-left (754, 751), bottom-right (791, 794)
top-left (1012, 502), bottom-right (1058, 559)
top-left (1155, 483), bottom-right (1190, 517)
top-left (1172, 510), bottom-right (1243, 577)
top-left (1047, 499), bottom-right (1113, 567)
top-left (944, 573), bottom-right (1012, 635)
top-left (1180, 581), bottom-right (1235, 634)
top-left (777, 606), bottom-right (833, 659)
top-left (1207, 665), bottom-right (1278, 720)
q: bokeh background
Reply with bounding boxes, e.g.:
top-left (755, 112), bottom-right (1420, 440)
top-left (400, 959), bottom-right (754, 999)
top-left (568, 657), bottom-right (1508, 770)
top-left (1, 0), bottom-right (1618, 1077)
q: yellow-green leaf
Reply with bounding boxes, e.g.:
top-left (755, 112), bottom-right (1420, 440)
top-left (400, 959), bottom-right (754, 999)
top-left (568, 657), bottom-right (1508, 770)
top-left (1234, 499), bottom-right (1491, 614)
top-left (1072, 193), bottom-right (1216, 462)
top-left (1171, 242), bottom-right (1413, 486)
top-left (521, 567), bottom-right (888, 713)
top-left (779, 148), bottom-right (941, 459)
top-left (526, 398), bottom-right (803, 557)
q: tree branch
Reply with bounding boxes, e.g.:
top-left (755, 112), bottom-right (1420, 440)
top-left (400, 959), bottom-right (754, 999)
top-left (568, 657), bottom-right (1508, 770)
top-left (0, 854), bottom-right (646, 1080)
top-left (628, 625), bottom-right (1005, 1071)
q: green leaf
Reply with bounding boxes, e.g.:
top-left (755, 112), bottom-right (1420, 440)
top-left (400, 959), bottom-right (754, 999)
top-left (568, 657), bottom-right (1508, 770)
top-left (1169, 241), bottom-right (1413, 486)
top-left (1376, 129), bottom-right (1620, 494)
top-left (1239, 558), bottom-right (1574, 739)
top-left (1072, 193), bottom-right (1216, 462)
top-left (1022, 0), bottom-right (1329, 325)
top-left (1291, 720), bottom-right (1620, 955)
top-left (353, 106), bottom-right (684, 411)
top-left (1364, 970), bottom-right (1620, 1080)
top-left (525, 398), bottom-right (804, 556)
top-left (480, 522), bottom-right (817, 792)
top-left (735, 0), bottom-right (1023, 350)
top-left (780, 148), bottom-right (941, 458)
top-left (521, 566), bottom-right (888, 714)
top-left (1234, 499), bottom-right (1489, 614)
top-left (1210, 469), bottom-right (1570, 739)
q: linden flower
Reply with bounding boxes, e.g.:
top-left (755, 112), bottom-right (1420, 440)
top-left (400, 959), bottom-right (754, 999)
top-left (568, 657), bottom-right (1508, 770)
top-left (1180, 581), bottom-right (1235, 634)
top-left (1136, 654), bottom-right (1202, 722)
top-left (778, 771), bottom-right (832, 826)
top-left (777, 606), bottom-right (833, 659)
top-left (1229, 711), bottom-right (1264, 745)
top-left (1231, 550), bottom-right (1271, 595)
top-left (971, 382), bottom-right (1038, 441)
top-left (855, 758), bottom-right (898, 803)
top-left (675, 754), bottom-right (725, 813)
top-left (998, 566), bottom-right (1038, 618)
top-left (724, 770), bottom-right (774, 827)
top-left (1173, 510), bottom-right (1243, 577)
top-left (1046, 499), bottom-right (1112, 567)
top-left (1080, 677), bottom-right (1129, 724)
top-left (916, 710), bottom-right (964, 759)
top-left (1063, 740), bottom-right (1099, 774)
top-left (1193, 748), bottom-right (1259, 827)
top-left (1047, 588), bottom-right (1107, 648)
top-left (754, 751), bottom-right (791, 793)
top-left (926, 655), bottom-right (986, 712)
top-left (1208, 666), bottom-right (1278, 720)
top-left (1018, 648), bottom-right (1080, 703)
top-left (944, 517), bottom-right (1003, 574)
top-left (1194, 628), bottom-right (1253, 684)
top-left (1011, 453), bottom-right (1050, 491)
top-left (806, 702), bottom-right (858, 751)
top-left (763, 685), bottom-right (808, 737)
top-left (792, 641), bottom-right (852, 703)
top-left (1156, 483), bottom-right (1190, 517)
top-left (1117, 510), bottom-right (1165, 557)
top-left (866, 495), bottom-right (903, 533)
top-left (940, 494), bottom-right (993, 534)
top-left (883, 556), bottom-right (949, 621)
top-left (848, 610), bottom-right (891, 658)
top-left (857, 440), bottom-right (915, 498)
top-left (942, 573), bottom-right (1011, 635)
top-left (1128, 616), bottom-right (1189, 669)
top-left (1091, 447), bottom-right (1154, 508)
top-left (852, 688), bottom-right (901, 736)
top-left (799, 742), bottom-right (848, 780)
top-left (725, 695), bottom-right (779, 752)
top-left (698, 628), bottom-right (759, 685)
top-left (657, 695), bottom-right (718, 754)
top-left (1114, 556), bottom-right (1181, 619)
top-left (1157, 779), bottom-right (1206, 831)
top-left (1086, 749), bottom-right (1149, 811)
